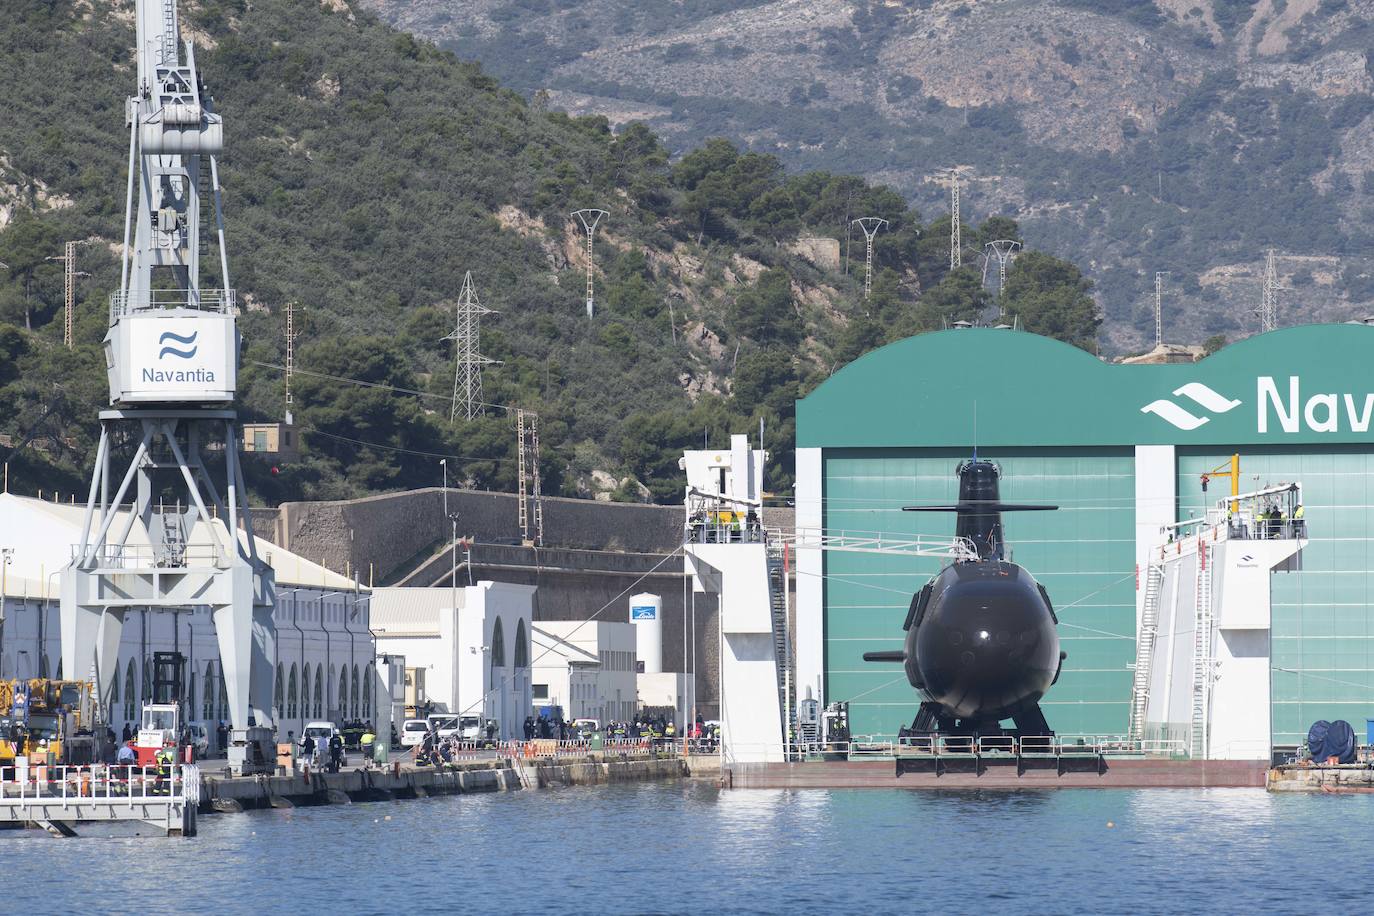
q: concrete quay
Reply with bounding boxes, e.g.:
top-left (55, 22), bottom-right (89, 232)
top-left (1267, 764), bottom-right (1374, 793)
top-left (200, 754), bottom-right (692, 813)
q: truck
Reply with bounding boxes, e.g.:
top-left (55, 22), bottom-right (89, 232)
top-left (0, 679), bottom-right (99, 766)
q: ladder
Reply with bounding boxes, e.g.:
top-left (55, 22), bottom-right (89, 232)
top-left (160, 0), bottom-right (179, 66)
top-left (765, 539), bottom-right (793, 754)
top-left (1189, 544), bottom-right (1214, 758)
top-left (1127, 563), bottom-right (1164, 744)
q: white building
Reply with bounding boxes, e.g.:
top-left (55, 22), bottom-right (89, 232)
top-left (530, 621), bottom-right (638, 724)
top-left (0, 493), bottom-right (373, 740)
top-left (370, 583), bottom-right (533, 741)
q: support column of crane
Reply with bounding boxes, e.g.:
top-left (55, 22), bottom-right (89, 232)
top-left (60, 0), bottom-right (275, 776)
top-left (850, 217), bottom-right (888, 302)
top-left (572, 209), bottom-right (608, 318)
top-left (444, 272), bottom-right (497, 422)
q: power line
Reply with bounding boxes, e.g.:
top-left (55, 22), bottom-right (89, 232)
top-left (249, 360), bottom-right (514, 413)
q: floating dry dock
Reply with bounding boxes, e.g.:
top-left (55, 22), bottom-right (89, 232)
top-left (721, 742), bottom-right (1269, 789)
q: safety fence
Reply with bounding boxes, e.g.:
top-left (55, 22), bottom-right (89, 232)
top-left (412, 738), bottom-right (691, 765)
top-left (0, 763), bottom-right (200, 806)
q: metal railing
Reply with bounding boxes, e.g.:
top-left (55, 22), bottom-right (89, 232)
top-left (0, 763), bottom-right (198, 806)
top-left (109, 287), bottom-right (236, 319)
top-left (72, 542), bottom-right (223, 569)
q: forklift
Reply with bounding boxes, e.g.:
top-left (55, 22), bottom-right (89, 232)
top-left (135, 652), bottom-right (187, 766)
top-left (0, 678), bottom-right (99, 766)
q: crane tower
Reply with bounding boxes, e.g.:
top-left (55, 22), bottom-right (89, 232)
top-left (60, 0), bottom-right (276, 775)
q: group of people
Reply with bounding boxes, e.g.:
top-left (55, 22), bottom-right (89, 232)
top-left (294, 731), bottom-right (349, 772)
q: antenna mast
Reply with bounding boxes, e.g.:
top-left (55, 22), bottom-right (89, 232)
top-left (939, 168), bottom-right (969, 270)
top-left (572, 208), bottom-right (608, 318)
top-left (516, 408), bottom-right (544, 546)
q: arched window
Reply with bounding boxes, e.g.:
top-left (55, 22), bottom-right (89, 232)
top-left (188, 665), bottom-right (196, 722)
top-left (219, 671), bottom-right (228, 721)
top-left (338, 668), bottom-right (347, 720)
top-left (124, 660), bottom-right (137, 722)
top-left (362, 666), bottom-right (372, 723)
top-left (203, 663), bottom-right (215, 720)
top-left (143, 656), bottom-right (152, 703)
top-left (313, 666), bottom-right (323, 718)
top-left (274, 664), bottom-right (284, 721)
top-left (39, 654), bottom-right (49, 678)
top-left (288, 664), bottom-right (298, 719)
top-left (351, 666), bottom-right (360, 718)
top-left (491, 618), bottom-right (506, 668)
top-left (111, 662), bottom-right (121, 712)
top-left (514, 619), bottom-right (529, 668)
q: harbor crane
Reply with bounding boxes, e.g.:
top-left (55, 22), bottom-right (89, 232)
top-left (60, 0), bottom-right (276, 775)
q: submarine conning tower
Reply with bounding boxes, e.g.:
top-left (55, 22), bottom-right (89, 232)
top-left (954, 459), bottom-right (1006, 561)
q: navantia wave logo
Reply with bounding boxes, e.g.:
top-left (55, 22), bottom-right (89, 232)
top-left (158, 329), bottom-right (198, 360)
top-left (1141, 382), bottom-right (1242, 430)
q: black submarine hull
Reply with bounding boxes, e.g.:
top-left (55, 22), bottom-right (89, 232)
top-left (904, 560), bottom-right (1060, 725)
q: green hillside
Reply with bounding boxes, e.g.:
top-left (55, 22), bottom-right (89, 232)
top-left (0, 0), bottom-right (1098, 506)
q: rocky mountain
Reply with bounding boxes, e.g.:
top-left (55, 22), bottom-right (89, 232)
top-left (1, 0), bottom-right (1098, 505)
top-left (364, 0), bottom-right (1374, 352)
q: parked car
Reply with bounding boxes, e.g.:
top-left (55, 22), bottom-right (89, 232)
top-left (186, 721), bottom-right (211, 757)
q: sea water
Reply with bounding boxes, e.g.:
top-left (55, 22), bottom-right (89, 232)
top-left (6, 782), bottom-right (1368, 914)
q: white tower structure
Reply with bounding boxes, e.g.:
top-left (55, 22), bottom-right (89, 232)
top-left (985, 239), bottom-right (1021, 311)
top-left (443, 272), bottom-right (496, 422)
top-left (629, 593), bottom-right (663, 675)
top-left (571, 208), bottom-right (608, 318)
top-left (60, 0), bottom-right (276, 775)
top-left (850, 217), bottom-right (888, 301)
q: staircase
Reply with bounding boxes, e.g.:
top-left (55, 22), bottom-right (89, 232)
top-left (765, 538), bottom-right (793, 751)
top-left (1127, 563), bottom-right (1164, 744)
top-left (1189, 545), bottom-right (1214, 758)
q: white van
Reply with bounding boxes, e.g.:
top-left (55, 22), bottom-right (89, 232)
top-left (301, 721), bottom-right (339, 765)
top-left (427, 713), bottom-right (484, 741)
top-left (400, 718), bottom-right (429, 748)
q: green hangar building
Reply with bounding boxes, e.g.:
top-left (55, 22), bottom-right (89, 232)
top-left (793, 324), bottom-right (1374, 749)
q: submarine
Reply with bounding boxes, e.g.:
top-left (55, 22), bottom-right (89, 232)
top-left (864, 458), bottom-right (1066, 737)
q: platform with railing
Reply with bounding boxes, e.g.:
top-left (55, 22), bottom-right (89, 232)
top-left (0, 763), bottom-right (199, 837)
top-left (109, 288), bottom-right (237, 320)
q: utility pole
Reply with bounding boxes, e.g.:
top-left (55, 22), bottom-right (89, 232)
top-left (1154, 271), bottom-right (1170, 348)
top-left (516, 409), bottom-right (544, 547)
top-left (284, 300), bottom-right (299, 422)
top-left (443, 272), bottom-right (497, 422)
top-left (850, 217), bottom-right (888, 302)
top-left (46, 242), bottom-right (89, 349)
top-left (571, 209), bottom-right (608, 318)
top-left (1258, 249), bottom-right (1282, 333)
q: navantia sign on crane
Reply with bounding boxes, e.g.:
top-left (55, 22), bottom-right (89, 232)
top-left (105, 313), bottom-right (237, 402)
top-left (796, 324), bottom-right (1374, 449)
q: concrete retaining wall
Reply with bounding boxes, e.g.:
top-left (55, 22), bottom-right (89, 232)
top-left (199, 755), bottom-right (688, 813)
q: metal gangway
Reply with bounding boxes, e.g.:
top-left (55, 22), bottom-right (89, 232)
top-left (0, 764), bottom-right (200, 837)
